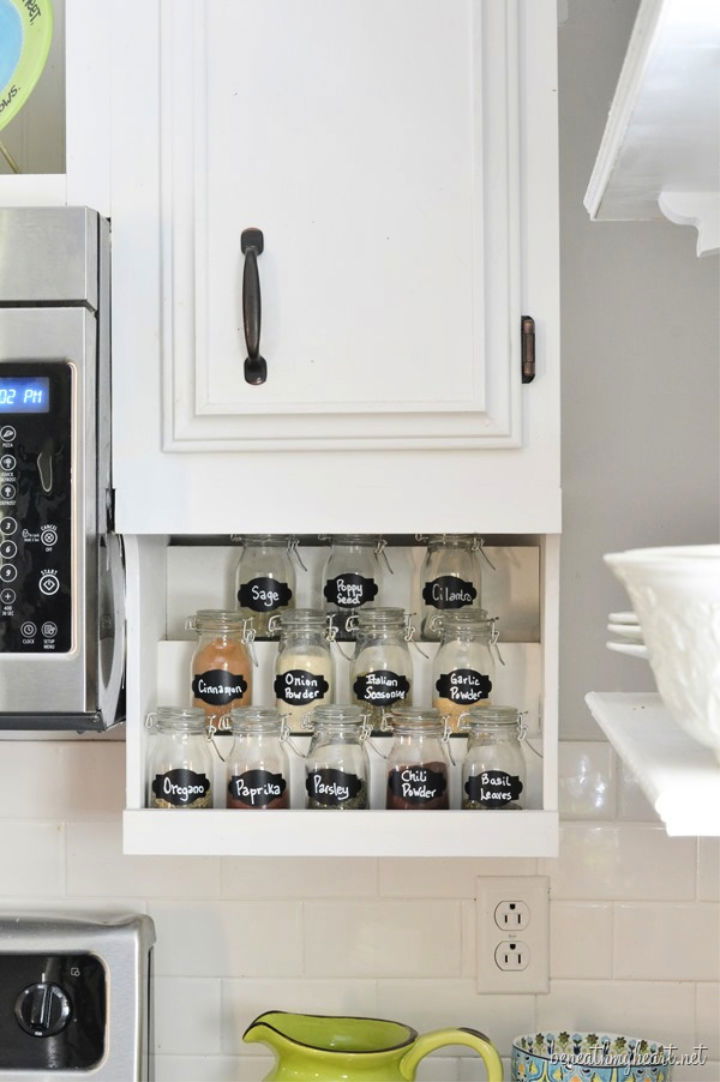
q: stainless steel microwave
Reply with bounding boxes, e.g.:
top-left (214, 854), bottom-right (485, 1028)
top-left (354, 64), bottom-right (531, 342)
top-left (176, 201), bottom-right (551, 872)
top-left (0, 207), bottom-right (124, 730)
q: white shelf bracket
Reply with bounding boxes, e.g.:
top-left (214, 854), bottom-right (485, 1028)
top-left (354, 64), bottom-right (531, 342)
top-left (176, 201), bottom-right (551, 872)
top-left (658, 190), bottom-right (720, 257)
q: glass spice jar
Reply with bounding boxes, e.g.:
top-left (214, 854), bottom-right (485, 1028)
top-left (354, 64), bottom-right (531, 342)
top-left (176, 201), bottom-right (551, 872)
top-left (459, 707), bottom-right (526, 810)
top-left (234, 535), bottom-right (296, 637)
top-left (350, 607), bottom-right (413, 726)
top-left (419, 535), bottom-right (482, 640)
top-left (226, 707), bottom-right (289, 810)
top-left (271, 608), bottom-right (335, 730)
top-left (146, 707), bottom-right (213, 809)
top-left (385, 706), bottom-right (450, 810)
top-left (431, 610), bottom-right (498, 730)
top-left (188, 610), bottom-right (253, 730)
top-left (304, 704), bottom-right (369, 810)
top-left (321, 535), bottom-right (380, 637)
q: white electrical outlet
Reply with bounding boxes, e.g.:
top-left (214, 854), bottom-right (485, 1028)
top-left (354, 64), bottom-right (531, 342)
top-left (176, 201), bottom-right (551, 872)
top-left (476, 876), bottom-right (549, 994)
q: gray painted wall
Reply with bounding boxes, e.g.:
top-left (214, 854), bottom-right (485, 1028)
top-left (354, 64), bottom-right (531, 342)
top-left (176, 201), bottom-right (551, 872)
top-left (559, 0), bottom-right (720, 739)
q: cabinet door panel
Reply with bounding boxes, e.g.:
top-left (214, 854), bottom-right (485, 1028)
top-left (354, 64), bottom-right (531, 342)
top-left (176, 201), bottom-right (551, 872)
top-left (163, 0), bottom-right (520, 450)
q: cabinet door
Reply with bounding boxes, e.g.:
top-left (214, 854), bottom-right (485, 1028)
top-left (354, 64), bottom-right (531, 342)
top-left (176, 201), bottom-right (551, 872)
top-left (162, 0), bottom-right (522, 451)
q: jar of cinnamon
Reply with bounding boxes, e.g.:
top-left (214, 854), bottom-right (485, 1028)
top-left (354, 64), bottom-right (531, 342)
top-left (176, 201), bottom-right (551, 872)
top-left (385, 706), bottom-right (450, 810)
top-left (188, 610), bottom-right (254, 730)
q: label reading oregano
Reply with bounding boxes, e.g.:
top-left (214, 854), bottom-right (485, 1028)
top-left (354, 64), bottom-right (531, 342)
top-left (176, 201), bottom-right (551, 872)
top-left (465, 770), bottom-right (523, 808)
top-left (152, 769), bottom-right (211, 808)
top-left (435, 668), bottom-right (492, 704)
top-left (274, 669), bottom-right (329, 705)
top-left (323, 573), bottom-right (378, 609)
top-left (353, 670), bottom-right (410, 707)
top-left (238, 576), bottom-right (293, 612)
top-left (306, 768), bottom-right (365, 808)
top-left (228, 769), bottom-right (287, 809)
top-left (192, 669), bottom-right (249, 706)
top-left (422, 575), bottom-right (477, 610)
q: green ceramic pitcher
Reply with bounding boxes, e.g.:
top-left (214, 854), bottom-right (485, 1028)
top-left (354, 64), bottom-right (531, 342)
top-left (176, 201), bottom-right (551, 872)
top-left (243, 1011), bottom-right (504, 1081)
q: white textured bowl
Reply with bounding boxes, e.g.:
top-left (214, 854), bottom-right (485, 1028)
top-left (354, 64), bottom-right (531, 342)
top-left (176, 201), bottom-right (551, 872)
top-left (605, 545), bottom-right (720, 759)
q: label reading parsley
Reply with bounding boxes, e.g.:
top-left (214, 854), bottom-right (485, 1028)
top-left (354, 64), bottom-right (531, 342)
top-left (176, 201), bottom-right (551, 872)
top-left (152, 769), bottom-right (211, 808)
top-left (274, 669), bottom-right (329, 705)
top-left (228, 769), bottom-right (287, 809)
top-left (192, 669), bottom-right (248, 706)
top-left (422, 576), bottom-right (477, 610)
top-left (306, 768), bottom-right (365, 808)
top-left (238, 576), bottom-right (293, 612)
top-left (353, 670), bottom-right (409, 707)
top-left (435, 668), bottom-right (491, 705)
top-left (464, 770), bottom-right (523, 808)
top-left (323, 573), bottom-right (378, 609)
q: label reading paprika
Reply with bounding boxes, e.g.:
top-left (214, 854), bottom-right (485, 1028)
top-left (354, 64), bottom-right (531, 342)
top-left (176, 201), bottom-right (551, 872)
top-left (228, 769), bottom-right (288, 809)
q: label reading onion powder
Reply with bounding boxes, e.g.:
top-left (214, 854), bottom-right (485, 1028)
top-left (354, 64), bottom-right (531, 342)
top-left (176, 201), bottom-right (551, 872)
top-left (274, 669), bottom-right (329, 705)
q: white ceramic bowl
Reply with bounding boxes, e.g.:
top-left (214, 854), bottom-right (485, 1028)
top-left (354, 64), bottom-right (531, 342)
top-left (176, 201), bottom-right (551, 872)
top-left (605, 545), bottom-right (720, 760)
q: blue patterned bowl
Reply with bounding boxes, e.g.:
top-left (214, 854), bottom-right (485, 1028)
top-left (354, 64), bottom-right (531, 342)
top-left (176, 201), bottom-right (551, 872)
top-left (511, 1032), bottom-right (672, 1082)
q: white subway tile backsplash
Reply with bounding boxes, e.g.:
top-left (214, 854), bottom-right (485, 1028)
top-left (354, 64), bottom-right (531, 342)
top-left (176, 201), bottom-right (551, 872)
top-left (151, 899), bottom-right (303, 977)
top-left (697, 840), bottom-right (720, 902)
top-left (66, 820), bottom-right (221, 898)
top-left (0, 743), bottom-right (124, 819)
top-left (304, 901), bottom-right (461, 978)
top-left (414, 1056), bottom-right (459, 1081)
top-left (222, 857), bottom-right (378, 898)
top-left (672, 1062), bottom-right (720, 1082)
top-left (558, 742), bottom-right (615, 819)
top-left (154, 1055), bottom-right (274, 1081)
top-left (378, 858), bottom-right (537, 898)
top-left (221, 979), bottom-right (378, 1054)
top-left (613, 904), bottom-right (720, 981)
top-left (615, 754), bottom-right (658, 822)
top-left (536, 980), bottom-right (696, 1052)
top-left (550, 901), bottom-right (613, 979)
top-left (0, 821), bottom-right (65, 896)
top-left (154, 977), bottom-right (222, 1054)
top-left (539, 824), bottom-right (697, 900)
top-left (696, 984), bottom-right (720, 1057)
top-left (459, 1056), bottom-right (511, 1081)
top-left (461, 900), bottom-right (476, 978)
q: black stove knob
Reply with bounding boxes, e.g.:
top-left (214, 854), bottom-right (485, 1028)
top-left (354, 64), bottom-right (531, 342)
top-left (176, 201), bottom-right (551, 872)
top-left (15, 982), bottom-right (72, 1037)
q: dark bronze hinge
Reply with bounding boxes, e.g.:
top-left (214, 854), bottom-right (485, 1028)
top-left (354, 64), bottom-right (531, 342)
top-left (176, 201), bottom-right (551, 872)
top-left (521, 315), bottom-right (535, 384)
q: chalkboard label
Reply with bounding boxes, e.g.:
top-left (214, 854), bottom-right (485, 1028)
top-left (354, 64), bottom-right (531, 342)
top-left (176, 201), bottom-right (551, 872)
top-left (192, 669), bottom-right (248, 706)
top-left (422, 576), bottom-right (477, 610)
top-left (228, 769), bottom-right (287, 808)
top-left (152, 769), bottom-right (211, 808)
top-left (306, 768), bottom-right (363, 807)
top-left (465, 770), bottom-right (523, 808)
top-left (353, 670), bottom-right (410, 707)
top-left (274, 669), bottom-right (329, 705)
top-left (323, 573), bottom-right (378, 609)
top-left (435, 668), bottom-right (491, 704)
top-left (238, 577), bottom-right (293, 612)
top-left (387, 765), bottom-right (448, 807)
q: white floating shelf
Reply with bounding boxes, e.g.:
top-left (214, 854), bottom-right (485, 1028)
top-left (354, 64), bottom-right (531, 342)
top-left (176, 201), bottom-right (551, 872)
top-left (123, 808), bottom-right (558, 858)
top-left (585, 692), bottom-right (720, 836)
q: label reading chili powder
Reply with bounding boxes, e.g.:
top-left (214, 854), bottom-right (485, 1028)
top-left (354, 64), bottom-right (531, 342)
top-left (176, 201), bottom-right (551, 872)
top-left (306, 768), bottom-right (365, 808)
top-left (323, 573), bottom-right (378, 609)
top-left (387, 764), bottom-right (448, 809)
top-left (238, 576), bottom-right (293, 612)
top-left (353, 670), bottom-right (410, 707)
top-left (192, 669), bottom-right (249, 706)
top-left (228, 769), bottom-right (287, 809)
top-left (152, 768), bottom-right (211, 808)
top-left (435, 668), bottom-right (491, 704)
top-left (422, 576), bottom-right (477, 610)
top-left (274, 669), bottom-right (329, 705)
top-left (465, 770), bottom-right (523, 808)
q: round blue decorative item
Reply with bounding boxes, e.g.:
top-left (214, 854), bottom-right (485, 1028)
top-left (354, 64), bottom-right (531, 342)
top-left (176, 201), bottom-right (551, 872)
top-left (511, 1032), bottom-right (672, 1082)
top-left (0, 0), bottom-right (54, 133)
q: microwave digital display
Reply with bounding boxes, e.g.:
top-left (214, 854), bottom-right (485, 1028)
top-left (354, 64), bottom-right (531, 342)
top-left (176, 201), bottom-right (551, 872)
top-left (0, 377), bottom-right (50, 413)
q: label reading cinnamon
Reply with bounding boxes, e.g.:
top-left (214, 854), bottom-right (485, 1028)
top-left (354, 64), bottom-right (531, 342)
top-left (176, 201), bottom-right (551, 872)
top-left (323, 573), bottom-right (378, 609)
top-left (435, 668), bottom-right (491, 704)
top-left (353, 670), bottom-right (409, 707)
top-left (387, 764), bottom-right (448, 808)
top-left (465, 770), bottom-right (523, 808)
top-left (237, 576), bottom-right (293, 612)
top-left (151, 769), bottom-right (211, 808)
top-left (192, 669), bottom-right (249, 706)
top-left (228, 769), bottom-right (287, 809)
top-left (422, 576), bottom-right (477, 610)
top-left (274, 669), bottom-right (329, 705)
top-left (306, 767), bottom-right (364, 808)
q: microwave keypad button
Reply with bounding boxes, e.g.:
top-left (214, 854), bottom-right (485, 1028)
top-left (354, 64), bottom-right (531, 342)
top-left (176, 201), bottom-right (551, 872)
top-left (20, 622), bottom-right (36, 639)
top-left (0, 588), bottom-right (15, 605)
top-left (0, 483), bottom-right (16, 501)
top-left (0, 454), bottom-right (16, 471)
top-left (40, 527), bottom-right (57, 548)
top-left (36, 447), bottom-right (54, 495)
top-left (0, 517), bottom-right (17, 535)
top-left (0, 540), bottom-right (17, 559)
top-left (0, 565), bottom-right (17, 583)
top-left (38, 572), bottom-right (60, 597)
top-left (0, 425), bottom-right (16, 443)
top-left (42, 621), bottom-right (58, 638)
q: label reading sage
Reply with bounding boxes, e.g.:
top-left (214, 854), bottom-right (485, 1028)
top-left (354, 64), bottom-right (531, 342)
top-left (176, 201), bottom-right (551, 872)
top-left (422, 575), bottom-right (477, 610)
top-left (152, 769), bottom-right (211, 808)
top-left (323, 573), bottom-right (378, 609)
top-left (192, 669), bottom-right (248, 706)
top-left (306, 767), bottom-right (366, 808)
top-left (274, 669), bottom-right (329, 705)
top-left (435, 668), bottom-right (491, 704)
top-left (353, 670), bottom-right (409, 707)
top-left (238, 576), bottom-right (293, 612)
top-left (228, 769), bottom-right (287, 809)
top-left (464, 770), bottom-right (523, 808)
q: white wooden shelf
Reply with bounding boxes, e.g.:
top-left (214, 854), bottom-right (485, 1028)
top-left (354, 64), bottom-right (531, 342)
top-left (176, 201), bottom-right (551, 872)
top-left (585, 692), bottom-right (720, 836)
top-left (123, 808), bottom-right (558, 858)
top-left (584, 0), bottom-right (720, 255)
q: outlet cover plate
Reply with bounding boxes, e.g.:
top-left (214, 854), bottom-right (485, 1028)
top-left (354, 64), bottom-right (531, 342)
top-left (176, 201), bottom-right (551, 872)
top-left (476, 875), bottom-right (549, 994)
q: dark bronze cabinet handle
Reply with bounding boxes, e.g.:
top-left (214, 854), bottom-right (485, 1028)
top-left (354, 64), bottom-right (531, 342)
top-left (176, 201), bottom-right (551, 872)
top-left (241, 228), bottom-right (267, 385)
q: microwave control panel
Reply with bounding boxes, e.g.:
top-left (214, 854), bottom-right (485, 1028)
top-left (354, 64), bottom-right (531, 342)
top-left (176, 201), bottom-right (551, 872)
top-left (0, 362), bottom-right (72, 654)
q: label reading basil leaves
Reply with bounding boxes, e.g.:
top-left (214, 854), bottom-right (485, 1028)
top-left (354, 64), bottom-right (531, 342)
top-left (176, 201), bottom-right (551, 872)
top-left (422, 575), bottom-right (477, 610)
top-left (306, 768), bottom-right (364, 807)
top-left (237, 576), bottom-right (293, 612)
top-left (323, 573), bottom-right (378, 609)
top-left (435, 668), bottom-right (492, 704)
top-left (274, 669), bottom-right (329, 705)
top-left (152, 769), bottom-right (211, 808)
top-left (387, 765), bottom-right (448, 806)
top-left (465, 770), bottom-right (523, 808)
top-left (192, 669), bottom-right (248, 706)
top-left (228, 769), bottom-right (287, 808)
top-left (353, 670), bottom-right (410, 707)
